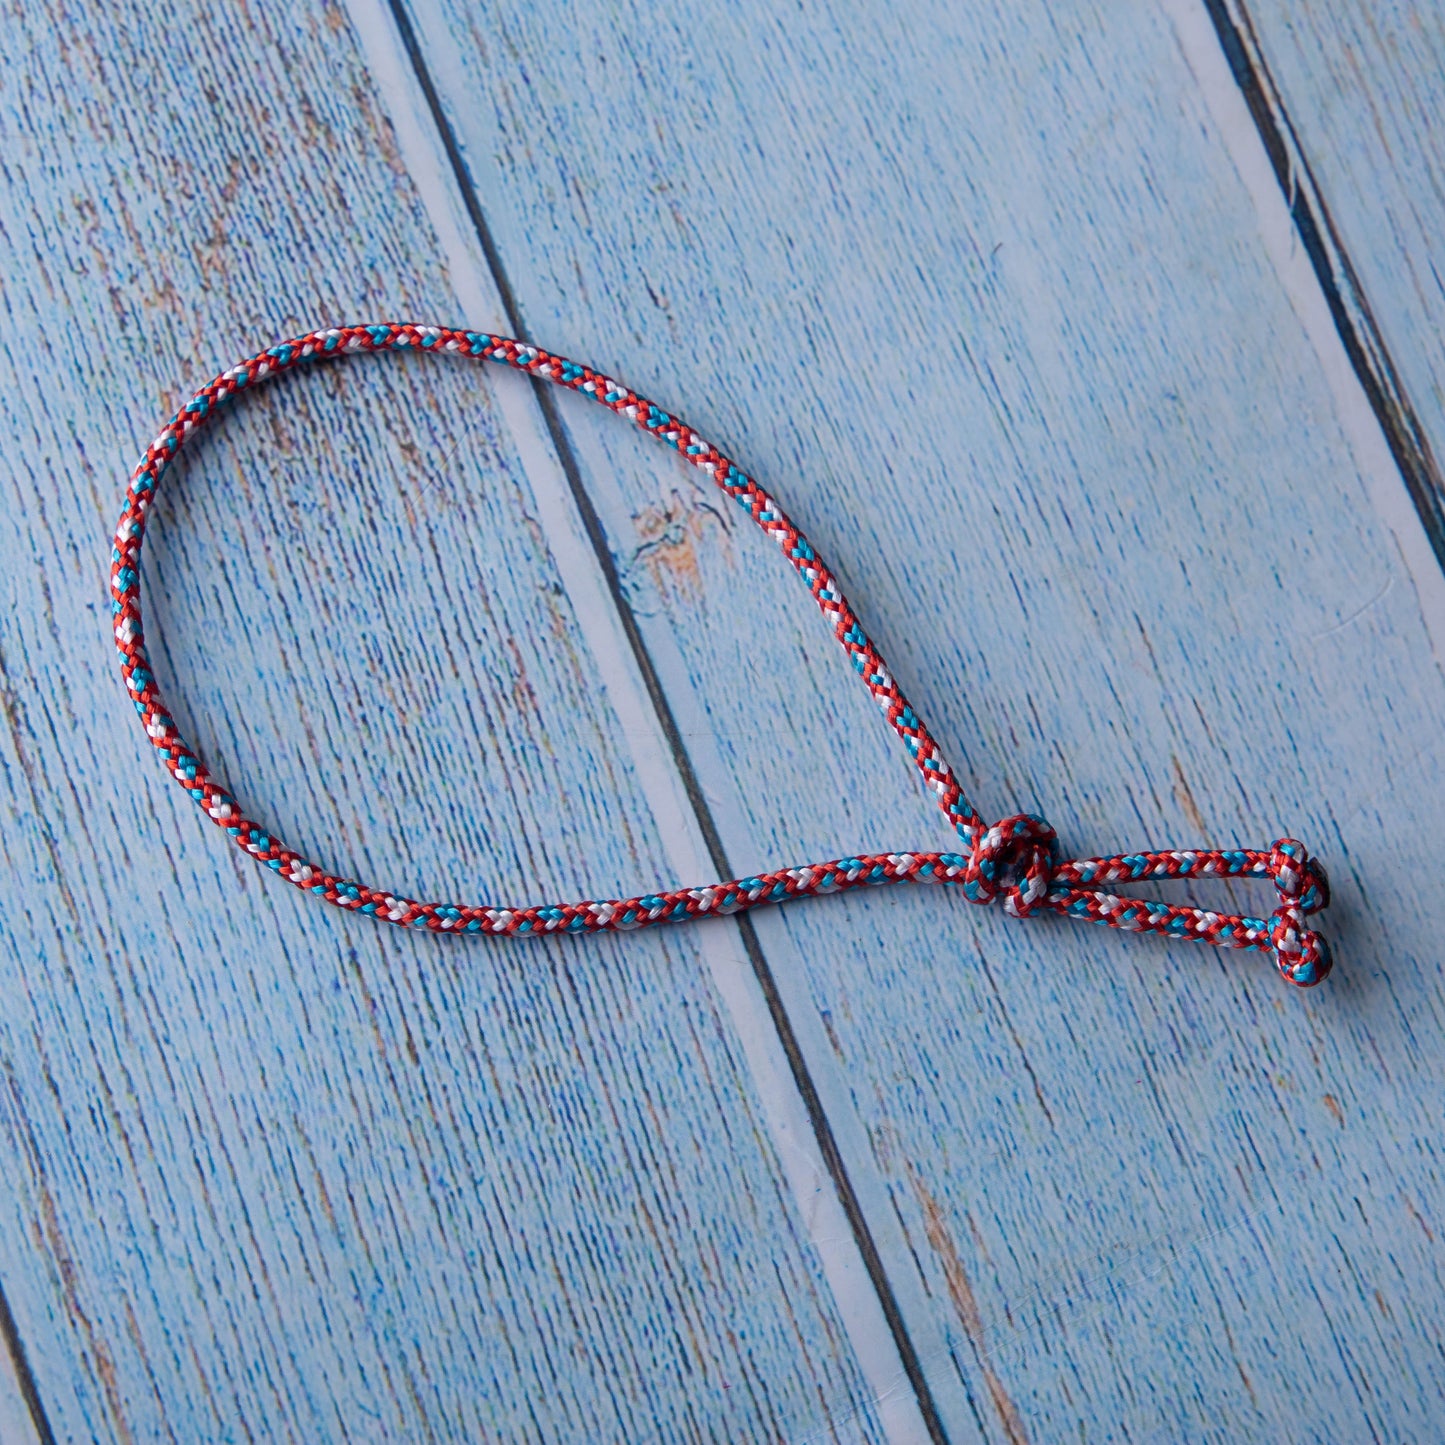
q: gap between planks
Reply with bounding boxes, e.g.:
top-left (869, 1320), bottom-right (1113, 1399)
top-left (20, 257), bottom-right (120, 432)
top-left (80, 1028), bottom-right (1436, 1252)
top-left (0, 1282), bottom-right (48, 1445)
top-left (181, 1), bottom-right (1445, 1440)
top-left (1162, 0), bottom-right (1445, 645)
top-left (1203, 0), bottom-right (1445, 573)
top-left (347, 0), bottom-right (1445, 1436)
top-left (343, 0), bottom-right (946, 1439)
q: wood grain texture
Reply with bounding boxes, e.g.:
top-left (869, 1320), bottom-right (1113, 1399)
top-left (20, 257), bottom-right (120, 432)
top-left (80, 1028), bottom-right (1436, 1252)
top-left (1237, 0), bottom-right (1445, 545)
top-left (0, 2), bottom-right (900, 1441)
top-left (400, 0), bottom-right (1445, 1437)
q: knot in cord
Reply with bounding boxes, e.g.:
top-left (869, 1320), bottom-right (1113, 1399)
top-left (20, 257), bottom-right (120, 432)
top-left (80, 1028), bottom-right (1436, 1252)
top-left (1266, 838), bottom-right (1333, 986)
top-left (963, 814), bottom-right (1059, 917)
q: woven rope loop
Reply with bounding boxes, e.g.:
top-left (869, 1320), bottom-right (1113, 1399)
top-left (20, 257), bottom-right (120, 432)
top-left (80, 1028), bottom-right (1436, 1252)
top-left (1268, 838), bottom-right (1331, 913)
top-left (1266, 838), bottom-right (1333, 986)
top-left (109, 323), bottom-right (1334, 989)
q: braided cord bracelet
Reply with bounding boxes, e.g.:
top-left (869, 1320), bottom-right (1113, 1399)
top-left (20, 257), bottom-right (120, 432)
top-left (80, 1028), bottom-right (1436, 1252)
top-left (110, 323), bottom-right (1332, 986)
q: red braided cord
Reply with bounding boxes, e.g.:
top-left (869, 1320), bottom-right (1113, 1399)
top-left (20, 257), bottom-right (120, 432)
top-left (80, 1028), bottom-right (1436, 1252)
top-left (110, 324), bottom-right (1332, 986)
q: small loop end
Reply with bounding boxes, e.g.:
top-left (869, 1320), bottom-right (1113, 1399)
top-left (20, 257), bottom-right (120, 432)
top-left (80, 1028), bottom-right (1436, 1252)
top-left (1267, 838), bottom-right (1333, 986)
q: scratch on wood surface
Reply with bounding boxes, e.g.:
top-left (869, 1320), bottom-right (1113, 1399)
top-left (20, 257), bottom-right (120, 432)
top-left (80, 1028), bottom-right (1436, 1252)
top-left (35, 1177), bottom-right (128, 1445)
top-left (906, 1164), bottom-right (1029, 1445)
top-left (1309, 572), bottom-right (1394, 639)
top-left (1401, 1194), bottom-right (1434, 1243)
top-left (975, 954), bottom-right (1053, 1130)
top-left (1169, 753), bottom-right (1208, 837)
top-left (0, 644), bottom-right (84, 932)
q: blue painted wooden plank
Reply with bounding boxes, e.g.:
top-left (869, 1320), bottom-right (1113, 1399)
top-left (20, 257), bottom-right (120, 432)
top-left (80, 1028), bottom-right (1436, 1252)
top-left (400, 0), bottom-right (1445, 1437)
top-left (1234, 0), bottom-right (1445, 546)
top-left (0, 3), bottom-right (914, 1441)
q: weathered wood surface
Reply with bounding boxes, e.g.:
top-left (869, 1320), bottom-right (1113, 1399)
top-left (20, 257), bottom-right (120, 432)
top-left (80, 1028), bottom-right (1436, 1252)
top-left (0, 3), bottom-right (913, 1441)
top-left (3, 0), bottom-right (1444, 1441)
top-left (396, 0), bottom-right (1445, 1438)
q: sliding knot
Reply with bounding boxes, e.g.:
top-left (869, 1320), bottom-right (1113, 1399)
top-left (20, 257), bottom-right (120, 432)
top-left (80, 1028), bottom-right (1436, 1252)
top-left (964, 814), bottom-right (1059, 918)
top-left (1267, 838), bottom-right (1333, 987)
